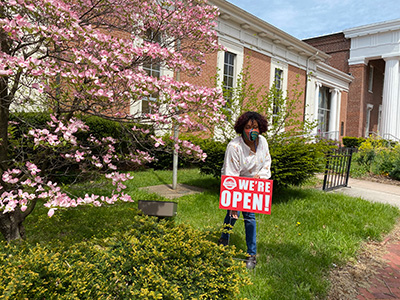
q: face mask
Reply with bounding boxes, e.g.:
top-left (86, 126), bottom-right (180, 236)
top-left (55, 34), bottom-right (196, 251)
top-left (243, 128), bottom-right (259, 141)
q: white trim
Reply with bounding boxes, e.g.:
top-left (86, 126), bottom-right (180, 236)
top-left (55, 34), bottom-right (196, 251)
top-left (269, 58), bottom-right (288, 94)
top-left (217, 38), bottom-right (244, 90)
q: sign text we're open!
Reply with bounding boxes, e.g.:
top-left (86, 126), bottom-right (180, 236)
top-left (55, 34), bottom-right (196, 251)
top-left (219, 175), bottom-right (273, 215)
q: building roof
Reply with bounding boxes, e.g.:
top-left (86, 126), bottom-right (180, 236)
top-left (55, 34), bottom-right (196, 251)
top-left (210, 0), bottom-right (330, 62)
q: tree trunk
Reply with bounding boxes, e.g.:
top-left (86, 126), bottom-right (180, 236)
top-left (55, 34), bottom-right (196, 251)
top-left (0, 210), bottom-right (26, 242)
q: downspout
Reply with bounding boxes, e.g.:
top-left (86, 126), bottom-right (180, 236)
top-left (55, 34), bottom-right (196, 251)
top-left (303, 51), bottom-right (319, 121)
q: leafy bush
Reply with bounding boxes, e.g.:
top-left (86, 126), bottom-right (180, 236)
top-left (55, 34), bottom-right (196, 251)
top-left (269, 138), bottom-right (330, 188)
top-left (342, 136), bottom-right (366, 148)
top-left (148, 134), bottom-right (196, 170)
top-left (353, 137), bottom-right (388, 167)
top-left (193, 137), bottom-right (228, 178)
top-left (353, 137), bottom-right (400, 180)
top-left (195, 136), bottom-right (329, 189)
top-left (0, 216), bottom-right (249, 299)
top-left (8, 112), bottom-right (151, 183)
top-left (370, 144), bottom-right (400, 180)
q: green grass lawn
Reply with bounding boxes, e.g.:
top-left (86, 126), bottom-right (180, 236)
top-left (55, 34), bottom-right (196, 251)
top-left (16, 168), bottom-right (400, 299)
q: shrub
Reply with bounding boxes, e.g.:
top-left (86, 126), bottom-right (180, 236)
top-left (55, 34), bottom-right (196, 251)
top-left (0, 216), bottom-right (249, 299)
top-left (194, 137), bottom-right (228, 178)
top-left (269, 138), bottom-right (330, 188)
top-left (353, 137), bottom-right (400, 181)
top-left (353, 137), bottom-right (388, 167)
top-left (370, 144), bottom-right (400, 180)
top-left (8, 112), bottom-right (151, 183)
top-left (196, 136), bottom-right (329, 189)
top-left (149, 134), bottom-right (195, 170)
top-left (342, 136), bottom-right (366, 148)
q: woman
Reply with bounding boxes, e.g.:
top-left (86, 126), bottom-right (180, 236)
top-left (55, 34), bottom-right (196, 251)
top-left (218, 111), bottom-right (271, 269)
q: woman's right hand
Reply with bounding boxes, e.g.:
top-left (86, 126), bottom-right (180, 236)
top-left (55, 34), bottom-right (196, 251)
top-left (230, 210), bottom-right (238, 219)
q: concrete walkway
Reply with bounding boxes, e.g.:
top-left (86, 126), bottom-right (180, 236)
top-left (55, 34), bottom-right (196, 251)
top-left (331, 177), bottom-right (400, 208)
top-left (139, 183), bottom-right (205, 199)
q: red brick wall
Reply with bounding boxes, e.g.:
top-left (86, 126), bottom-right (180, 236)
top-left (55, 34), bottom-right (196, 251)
top-left (347, 64), bottom-right (367, 137)
top-left (304, 33), bottom-right (350, 74)
top-left (243, 48), bottom-right (271, 96)
top-left (339, 91), bottom-right (348, 140)
top-left (367, 59), bottom-right (385, 134)
top-left (288, 65), bottom-right (307, 126)
top-left (180, 51), bottom-right (218, 88)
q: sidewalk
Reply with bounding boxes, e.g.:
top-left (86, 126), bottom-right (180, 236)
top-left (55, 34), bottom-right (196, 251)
top-left (326, 178), bottom-right (400, 300)
top-left (332, 177), bottom-right (400, 208)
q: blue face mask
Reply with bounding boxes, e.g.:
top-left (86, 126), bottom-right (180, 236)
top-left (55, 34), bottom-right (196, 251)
top-left (243, 128), bottom-right (259, 141)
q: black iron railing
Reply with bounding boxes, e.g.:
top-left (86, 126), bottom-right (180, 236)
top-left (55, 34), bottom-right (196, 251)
top-left (322, 147), bottom-right (354, 191)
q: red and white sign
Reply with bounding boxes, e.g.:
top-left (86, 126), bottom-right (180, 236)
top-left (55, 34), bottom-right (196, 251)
top-left (219, 175), bottom-right (273, 214)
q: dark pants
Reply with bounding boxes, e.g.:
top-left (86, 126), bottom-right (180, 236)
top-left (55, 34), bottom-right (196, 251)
top-left (221, 210), bottom-right (256, 255)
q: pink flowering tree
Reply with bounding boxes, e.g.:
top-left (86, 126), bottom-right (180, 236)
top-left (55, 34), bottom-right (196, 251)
top-left (0, 0), bottom-right (225, 241)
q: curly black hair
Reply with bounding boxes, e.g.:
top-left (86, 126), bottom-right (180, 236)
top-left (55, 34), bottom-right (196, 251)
top-left (234, 111), bottom-right (268, 134)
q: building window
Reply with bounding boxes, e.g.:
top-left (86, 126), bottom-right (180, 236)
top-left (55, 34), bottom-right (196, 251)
top-left (223, 51), bottom-right (236, 102)
top-left (273, 68), bottom-right (283, 124)
top-left (142, 30), bottom-right (162, 114)
top-left (368, 65), bottom-right (374, 93)
top-left (142, 62), bottom-right (160, 113)
top-left (317, 86), bottom-right (331, 135)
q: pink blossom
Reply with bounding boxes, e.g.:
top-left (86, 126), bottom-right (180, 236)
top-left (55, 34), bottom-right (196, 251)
top-left (26, 162), bottom-right (40, 175)
top-left (48, 208), bottom-right (57, 217)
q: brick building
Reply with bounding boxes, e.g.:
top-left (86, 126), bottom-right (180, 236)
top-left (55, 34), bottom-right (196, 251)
top-left (131, 0), bottom-right (354, 141)
top-left (305, 20), bottom-right (400, 141)
top-left (205, 0), bottom-right (353, 141)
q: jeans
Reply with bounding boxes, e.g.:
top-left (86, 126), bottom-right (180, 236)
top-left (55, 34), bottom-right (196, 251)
top-left (220, 210), bottom-right (256, 255)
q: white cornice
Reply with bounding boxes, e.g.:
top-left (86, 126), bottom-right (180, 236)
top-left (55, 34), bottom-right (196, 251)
top-left (209, 0), bottom-right (330, 62)
top-left (316, 62), bottom-right (353, 90)
top-left (344, 18), bottom-right (400, 38)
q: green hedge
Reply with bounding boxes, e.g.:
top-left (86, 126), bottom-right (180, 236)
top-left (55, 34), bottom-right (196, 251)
top-left (342, 136), bottom-right (366, 148)
top-left (8, 112), bottom-right (152, 182)
top-left (191, 137), bottom-right (228, 178)
top-left (0, 216), bottom-right (249, 299)
top-left (354, 138), bottom-right (400, 180)
top-left (194, 136), bottom-right (329, 188)
top-left (269, 138), bottom-right (329, 187)
top-left (149, 134), bottom-right (196, 170)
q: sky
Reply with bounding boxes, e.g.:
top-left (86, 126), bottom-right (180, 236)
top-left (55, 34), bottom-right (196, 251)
top-left (227, 0), bottom-right (400, 40)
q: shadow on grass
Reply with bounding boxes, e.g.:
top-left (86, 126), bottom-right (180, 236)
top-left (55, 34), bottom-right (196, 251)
top-left (182, 177), bottom-right (220, 193)
top-left (272, 186), bottom-right (316, 204)
top-left (151, 170), bottom-right (170, 185)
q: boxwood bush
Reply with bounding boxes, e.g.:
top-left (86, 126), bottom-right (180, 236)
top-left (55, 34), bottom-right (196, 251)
top-left (0, 216), bottom-right (249, 299)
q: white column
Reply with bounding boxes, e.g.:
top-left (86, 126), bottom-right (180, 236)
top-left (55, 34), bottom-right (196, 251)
top-left (329, 88), bottom-right (339, 140)
top-left (313, 82), bottom-right (322, 136)
top-left (382, 57), bottom-right (400, 140)
top-left (398, 78), bottom-right (400, 139)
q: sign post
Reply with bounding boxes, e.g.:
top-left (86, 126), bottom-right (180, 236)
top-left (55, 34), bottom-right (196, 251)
top-left (219, 175), bottom-right (273, 214)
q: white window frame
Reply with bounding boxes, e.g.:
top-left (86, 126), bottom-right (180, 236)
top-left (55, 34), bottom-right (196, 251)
top-left (214, 38), bottom-right (244, 140)
top-left (317, 86), bottom-right (331, 136)
top-left (222, 51), bottom-right (236, 102)
top-left (269, 59), bottom-right (288, 129)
